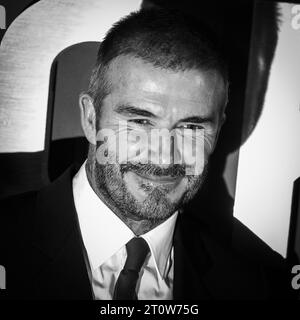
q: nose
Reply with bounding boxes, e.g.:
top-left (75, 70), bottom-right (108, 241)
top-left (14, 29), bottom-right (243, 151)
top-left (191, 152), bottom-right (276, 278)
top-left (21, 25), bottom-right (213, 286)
top-left (148, 129), bottom-right (182, 166)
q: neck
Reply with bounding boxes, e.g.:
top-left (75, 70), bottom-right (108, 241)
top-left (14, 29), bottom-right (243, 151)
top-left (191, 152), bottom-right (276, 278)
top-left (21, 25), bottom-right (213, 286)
top-left (85, 154), bottom-right (164, 235)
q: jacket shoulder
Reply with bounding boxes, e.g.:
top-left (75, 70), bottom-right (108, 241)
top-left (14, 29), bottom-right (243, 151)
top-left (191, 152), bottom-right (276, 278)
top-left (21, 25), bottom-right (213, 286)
top-left (230, 218), bottom-right (294, 299)
top-left (0, 191), bottom-right (39, 236)
top-left (231, 218), bottom-right (285, 268)
top-left (184, 214), bottom-right (295, 298)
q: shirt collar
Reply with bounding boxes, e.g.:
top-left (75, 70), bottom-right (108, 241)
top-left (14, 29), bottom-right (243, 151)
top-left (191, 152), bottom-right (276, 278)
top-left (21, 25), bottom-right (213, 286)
top-left (72, 161), bottom-right (178, 280)
top-left (141, 211), bottom-right (178, 280)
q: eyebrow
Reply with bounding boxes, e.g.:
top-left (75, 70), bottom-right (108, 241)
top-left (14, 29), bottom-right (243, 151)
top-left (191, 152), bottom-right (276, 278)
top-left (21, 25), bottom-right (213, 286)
top-left (114, 104), bottom-right (158, 119)
top-left (178, 116), bottom-right (215, 124)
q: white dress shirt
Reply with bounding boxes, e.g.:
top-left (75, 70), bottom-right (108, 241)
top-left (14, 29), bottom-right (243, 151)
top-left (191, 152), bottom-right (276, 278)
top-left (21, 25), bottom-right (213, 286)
top-left (72, 161), bottom-right (178, 300)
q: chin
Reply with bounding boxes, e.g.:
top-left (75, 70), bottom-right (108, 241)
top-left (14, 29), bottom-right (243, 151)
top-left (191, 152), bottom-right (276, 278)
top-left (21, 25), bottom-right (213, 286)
top-left (130, 187), bottom-right (187, 222)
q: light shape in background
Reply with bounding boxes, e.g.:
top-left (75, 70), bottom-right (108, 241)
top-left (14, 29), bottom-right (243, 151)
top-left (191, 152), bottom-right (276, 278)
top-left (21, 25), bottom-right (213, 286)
top-left (234, 3), bottom-right (300, 257)
top-left (0, 265), bottom-right (5, 289)
top-left (0, 5), bottom-right (6, 30)
top-left (0, 0), bottom-right (141, 152)
top-left (51, 42), bottom-right (99, 141)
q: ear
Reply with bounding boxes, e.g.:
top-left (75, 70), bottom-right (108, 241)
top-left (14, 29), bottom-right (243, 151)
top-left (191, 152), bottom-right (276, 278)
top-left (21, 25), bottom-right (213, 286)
top-left (79, 93), bottom-right (96, 145)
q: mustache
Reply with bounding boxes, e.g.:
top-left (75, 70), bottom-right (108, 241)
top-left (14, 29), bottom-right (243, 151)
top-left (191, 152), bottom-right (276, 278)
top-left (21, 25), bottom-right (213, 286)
top-left (120, 163), bottom-right (186, 177)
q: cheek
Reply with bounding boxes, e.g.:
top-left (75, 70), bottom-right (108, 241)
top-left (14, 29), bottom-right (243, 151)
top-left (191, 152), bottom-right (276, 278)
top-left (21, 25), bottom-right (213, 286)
top-left (95, 130), bottom-right (117, 165)
top-left (203, 133), bottom-right (216, 157)
top-left (95, 124), bottom-right (146, 165)
top-left (173, 129), bottom-right (204, 174)
top-left (126, 128), bottom-right (149, 163)
top-left (202, 125), bottom-right (221, 156)
top-left (179, 130), bottom-right (217, 175)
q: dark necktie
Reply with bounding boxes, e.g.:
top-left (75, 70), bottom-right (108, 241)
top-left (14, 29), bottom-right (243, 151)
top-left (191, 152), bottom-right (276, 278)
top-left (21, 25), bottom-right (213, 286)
top-left (113, 237), bottom-right (150, 300)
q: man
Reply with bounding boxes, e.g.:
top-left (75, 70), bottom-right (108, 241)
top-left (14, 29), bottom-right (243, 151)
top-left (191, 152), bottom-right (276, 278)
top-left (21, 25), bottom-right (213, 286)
top-left (0, 8), bottom-right (294, 300)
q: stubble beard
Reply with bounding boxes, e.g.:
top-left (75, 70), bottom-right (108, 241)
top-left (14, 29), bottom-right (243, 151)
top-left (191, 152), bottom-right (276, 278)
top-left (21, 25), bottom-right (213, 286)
top-left (94, 161), bottom-right (209, 224)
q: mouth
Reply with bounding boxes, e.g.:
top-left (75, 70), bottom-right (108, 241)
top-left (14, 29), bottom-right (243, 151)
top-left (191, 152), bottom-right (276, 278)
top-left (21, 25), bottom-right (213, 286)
top-left (123, 170), bottom-right (188, 202)
top-left (133, 171), bottom-right (182, 187)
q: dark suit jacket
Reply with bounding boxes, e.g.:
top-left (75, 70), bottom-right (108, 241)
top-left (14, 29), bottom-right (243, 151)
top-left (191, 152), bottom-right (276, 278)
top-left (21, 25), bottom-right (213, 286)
top-left (0, 165), bottom-right (295, 300)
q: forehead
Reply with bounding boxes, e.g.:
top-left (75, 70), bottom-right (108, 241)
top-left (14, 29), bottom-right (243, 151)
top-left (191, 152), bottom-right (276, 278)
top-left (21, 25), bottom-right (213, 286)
top-left (104, 55), bottom-right (226, 116)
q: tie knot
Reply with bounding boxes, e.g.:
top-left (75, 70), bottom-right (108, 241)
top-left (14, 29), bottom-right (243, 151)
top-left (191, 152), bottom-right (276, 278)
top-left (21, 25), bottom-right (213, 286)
top-left (124, 237), bottom-right (150, 272)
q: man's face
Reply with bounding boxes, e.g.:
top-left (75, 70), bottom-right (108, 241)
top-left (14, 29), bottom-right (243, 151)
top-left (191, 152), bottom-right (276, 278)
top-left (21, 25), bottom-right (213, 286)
top-left (94, 56), bottom-right (226, 223)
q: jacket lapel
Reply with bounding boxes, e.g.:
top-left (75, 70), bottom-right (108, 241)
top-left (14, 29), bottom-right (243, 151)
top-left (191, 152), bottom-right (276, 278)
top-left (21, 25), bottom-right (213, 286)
top-left (173, 209), bottom-right (268, 300)
top-left (173, 212), bottom-right (214, 299)
top-left (31, 165), bottom-right (93, 300)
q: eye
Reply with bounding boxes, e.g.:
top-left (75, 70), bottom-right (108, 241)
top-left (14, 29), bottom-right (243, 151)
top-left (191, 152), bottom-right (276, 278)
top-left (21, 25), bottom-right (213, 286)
top-left (129, 119), bottom-right (152, 126)
top-left (180, 123), bottom-right (204, 130)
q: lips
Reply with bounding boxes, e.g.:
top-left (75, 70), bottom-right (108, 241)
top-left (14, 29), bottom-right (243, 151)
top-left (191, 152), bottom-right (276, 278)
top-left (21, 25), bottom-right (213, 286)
top-left (122, 170), bottom-right (187, 203)
top-left (133, 171), bottom-right (182, 186)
